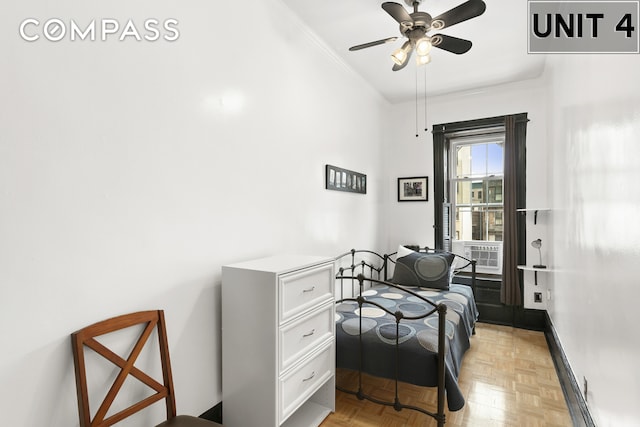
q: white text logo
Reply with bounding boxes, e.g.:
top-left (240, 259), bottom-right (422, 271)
top-left (19, 18), bottom-right (180, 42)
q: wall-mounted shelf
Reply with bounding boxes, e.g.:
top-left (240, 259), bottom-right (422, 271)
top-left (518, 265), bottom-right (552, 286)
top-left (518, 208), bottom-right (551, 310)
top-left (517, 208), bottom-right (551, 224)
top-left (517, 265), bottom-right (552, 272)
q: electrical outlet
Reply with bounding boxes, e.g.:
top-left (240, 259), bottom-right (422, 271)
top-left (583, 377), bottom-right (588, 402)
top-left (534, 292), bottom-right (543, 303)
top-left (547, 289), bottom-right (551, 300)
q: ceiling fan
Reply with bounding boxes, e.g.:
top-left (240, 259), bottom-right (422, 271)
top-left (349, 0), bottom-right (487, 71)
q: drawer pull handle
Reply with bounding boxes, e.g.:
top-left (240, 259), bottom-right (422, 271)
top-left (302, 286), bottom-right (315, 293)
top-left (302, 371), bottom-right (316, 382)
top-left (303, 329), bottom-right (316, 338)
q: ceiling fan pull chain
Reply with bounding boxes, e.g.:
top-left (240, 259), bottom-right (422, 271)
top-left (415, 64), bottom-right (419, 137)
top-left (424, 65), bottom-right (428, 132)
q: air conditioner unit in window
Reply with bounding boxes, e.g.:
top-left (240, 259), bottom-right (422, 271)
top-left (451, 241), bottom-right (502, 275)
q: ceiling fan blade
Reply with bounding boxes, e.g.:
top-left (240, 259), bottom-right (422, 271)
top-left (382, 2), bottom-right (414, 27)
top-left (392, 48), bottom-right (413, 71)
top-left (349, 37), bottom-right (399, 51)
top-left (432, 0), bottom-right (486, 30)
top-left (432, 34), bottom-right (473, 54)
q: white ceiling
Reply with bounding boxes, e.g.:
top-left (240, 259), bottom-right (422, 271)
top-left (280, 0), bottom-right (546, 104)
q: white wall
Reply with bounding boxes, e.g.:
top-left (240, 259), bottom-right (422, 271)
top-left (384, 77), bottom-right (549, 257)
top-left (544, 54), bottom-right (640, 426)
top-left (0, 0), bottom-right (389, 425)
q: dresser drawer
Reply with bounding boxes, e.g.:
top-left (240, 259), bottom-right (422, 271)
top-left (280, 302), bottom-right (334, 372)
top-left (279, 341), bottom-right (334, 423)
top-left (279, 262), bottom-right (333, 322)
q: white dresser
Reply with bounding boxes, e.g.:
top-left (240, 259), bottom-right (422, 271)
top-left (221, 255), bottom-right (335, 427)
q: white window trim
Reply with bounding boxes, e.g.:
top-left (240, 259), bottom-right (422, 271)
top-left (449, 133), bottom-right (505, 275)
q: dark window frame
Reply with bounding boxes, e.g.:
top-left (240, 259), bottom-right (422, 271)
top-left (432, 114), bottom-right (527, 268)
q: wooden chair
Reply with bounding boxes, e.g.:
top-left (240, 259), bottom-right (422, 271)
top-left (71, 310), bottom-right (222, 427)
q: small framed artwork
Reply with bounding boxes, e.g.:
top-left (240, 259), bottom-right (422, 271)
top-left (398, 176), bottom-right (428, 202)
top-left (326, 164), bottom-right (366, 194)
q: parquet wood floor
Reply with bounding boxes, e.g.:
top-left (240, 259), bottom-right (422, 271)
top-left (321, 323), bottom-right (571, 427)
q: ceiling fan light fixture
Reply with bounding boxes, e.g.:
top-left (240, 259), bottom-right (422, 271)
top-left (415, 37), bottom-right (432, 56)
top-left (390, 49), bottom-right (407, 65)
top-left (391, 41), bottom-right (412, 66)
top-left (416, 53), bottom-right (431, 65)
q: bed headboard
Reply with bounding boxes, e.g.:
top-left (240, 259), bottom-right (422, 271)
top-left (334, 246), bottom-right (477, 299)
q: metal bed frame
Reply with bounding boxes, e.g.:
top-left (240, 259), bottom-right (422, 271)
top-left (334, 247), bottom-right (477, 426)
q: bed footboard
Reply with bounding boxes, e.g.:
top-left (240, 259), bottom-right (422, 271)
top-left (335, 274), bottom-right (448, 426)
top-left (333, 248), bottom-right (479, 426)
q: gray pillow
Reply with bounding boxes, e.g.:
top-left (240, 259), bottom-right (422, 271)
top-left (392, 250), bottom-right (454, 290)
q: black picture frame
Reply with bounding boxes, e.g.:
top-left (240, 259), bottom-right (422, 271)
top-left (398, 176), bottom-right (428, 202)
top-left (325, 165), bottom-right (366, 194)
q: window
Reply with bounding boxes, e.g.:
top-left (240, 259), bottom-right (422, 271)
top-left (450, 135), bottom-right (504, 243)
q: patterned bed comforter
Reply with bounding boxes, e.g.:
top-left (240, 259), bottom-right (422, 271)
top-left (335, 282), bottom-right (479, 411)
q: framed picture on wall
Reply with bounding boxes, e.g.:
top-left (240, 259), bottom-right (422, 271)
top-left (398, 176), bottom-right (428, 202)
top-left (326, 165), bottom-right (366, 194)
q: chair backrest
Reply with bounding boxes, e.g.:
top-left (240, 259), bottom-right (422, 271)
top-left (71, 310), bottom-right (177, 427)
